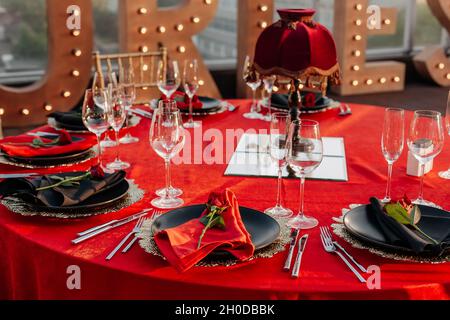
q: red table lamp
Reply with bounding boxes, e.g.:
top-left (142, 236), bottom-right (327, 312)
top-left (253, 8), bottom-right (340, 120)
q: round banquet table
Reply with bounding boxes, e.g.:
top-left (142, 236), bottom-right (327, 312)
top-left (0, 101), bottom-right (449, 300)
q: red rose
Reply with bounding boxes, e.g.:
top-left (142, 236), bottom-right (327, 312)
top-left (58, 130), bottom-right (73, 145)
top-left (303, 93), bottom-right (316, 108)
top-left (207, 191), bottom-right (229, 208)
top-left (89, 164), bottom-right (105, 180)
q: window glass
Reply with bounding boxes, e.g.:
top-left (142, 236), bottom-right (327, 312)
top-left (0, 0), bottom-right (48, 74)
top-left (414, 0), bottom-right (443, 47)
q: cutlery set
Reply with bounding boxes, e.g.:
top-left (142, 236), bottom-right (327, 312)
top-left (283, 226), bottom-right (367, 282)
top-left (320, 226), bottom-right (367, 283)
top-left (72, 208), bottom-right (162, 260)
top-left (283, 229), bottom-right (309, 278)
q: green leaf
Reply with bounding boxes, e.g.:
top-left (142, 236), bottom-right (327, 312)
top-left (384, 203), bottom-right (411, 225)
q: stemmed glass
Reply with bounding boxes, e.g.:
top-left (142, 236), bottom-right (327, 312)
top-left (286, 120), bottom-right (323, 229)
top-left (106, 85), bottom-right (131, 170)
top-left (264, 113), bottom-right (293, 217)
top-left (183, 59), bottom-right (200, 128)
top-left (154, 100), bottom-right (184, 198)
top-left (150, 108), bottom-right (185, 209)
top-left (157, 59), bottom-right (180, 100)
top-left (81, 89), bottom-right (112, 172)
top-left (439, 91), bottom-right (450, 179)
top-left (242, 55), bottom-right (262, 119)
top-left (93, 71), bottom-right (116, 148)
top-left (407, 110), bottom-right (445, 207)
top-left (262, 75), bottom-right (277, 122)
top-left (119, 63), bottom-right (139, 144)
top-left (381, 108), bottom-right (405, 203)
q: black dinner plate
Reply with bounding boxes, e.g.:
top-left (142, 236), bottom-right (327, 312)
top-left (179, 96), bottom-right (222, 114)
top-left (3, 148), bottom-right (92, 165)
top-left (269, 93), bottom-right (334, 112)
top-left (343, 204), bottom-right (450, 254)
top-left (151, 204), bottom-right (280, 255)
top-left (32, 178), bottom-right (130, 213)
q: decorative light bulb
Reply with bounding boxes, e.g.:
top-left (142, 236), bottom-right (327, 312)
top-left (140, 46), bottom-right (148, 53)
top-left (258, 21), bottom-right (268, 28)
top-left (21, 108), bottom-right (30, 115)
top-left (138, 8), bottom-right (147, 14)
top-left (366, 79), bottom-right (373, 85)
top-left (191, 16), bottom-right (200, 23)
top-left (175, 24), bottom-right (184, 31)
top-left (351, 80), bottom-right (359, 86)
top-left (44, 104), bottom-right (53, 111)
top-left (71, 69), bottom-right (80, 77)
top-left (139, 27), bottom-right (147, 34)
top-left (383, 19), bottom-right (391, 25)
top-left (437, 63), bottom-right (445, 70)
top-left (157, 26), bottom-right (166, 33)
top-left (353, 50), bottom-right (361, 57)
top-left (379, 77), bottom-right (387, 84)
top-left (353, 35), bottom-right (362, 41)
top-left (352, 65), bottom-right (360, 71)
top-left (177, 46), bottom-right (186, 53)
top-left (259, 5), bottom-right (268, 12)
top-left (72, 49), bottom-right (82, 57)
top-left (355, 4), bottom-right (363, 11)
top-left (198, 79), bottom-right (205, 86)
top-left (62, 91), bottom-right (71, 98)
top-left (393, 76), bottom-right (401, 83)
top-left (71, 30), bottom-right (80, 37)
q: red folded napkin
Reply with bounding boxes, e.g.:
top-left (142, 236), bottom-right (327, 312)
top-left (0, 130), bottom-right (96, 158)
top-left (161, 91), bottom-right (203, 110)
top-left (154, 189), bottom-right (255, 272)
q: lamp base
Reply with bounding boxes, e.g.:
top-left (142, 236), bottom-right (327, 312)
top-left (288, 79), bottom-right (302, 121)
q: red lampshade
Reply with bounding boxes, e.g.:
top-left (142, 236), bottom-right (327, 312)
top-left (253, 8), bottom-right (340, 87)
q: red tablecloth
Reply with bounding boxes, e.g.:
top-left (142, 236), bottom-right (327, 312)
top-left (0, 101), bottom-right (449, 300)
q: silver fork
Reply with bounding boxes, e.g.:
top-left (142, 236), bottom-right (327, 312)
top-left (122, 210), bottom-right (163, 253)
top-left (320, 226), bottom-right (366, 283)
top-left (321, 226), bottom-right (367, 273)
top-left (106, 216), bottom-right (145, 260)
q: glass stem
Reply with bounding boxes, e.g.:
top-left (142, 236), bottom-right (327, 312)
top-left (385, 162), bottom-right (393, 201)
top-left (164, 159), bottom-right (171, 199)
top-left (298, 175), bottom-right (306, 218)
top-left (418, 163), bottom-right (425, 202)
top-left (96, 134), bottom-right (102, 166)
top-left (114, 130), bottom-right (120, 161)
top-left (252, 89), bottom-right (256, 113)
top-left (124, 105), bottom-right (131, 136)
top-left (275, 164), bottom-right (283, 207)
top-left (268, 92), bottom-right (272, 119)
top-left (189, 97), bottom-right (194, 124)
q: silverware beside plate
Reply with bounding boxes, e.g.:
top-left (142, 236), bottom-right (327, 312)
top-left (292, 234), bottom-right (309, 278)
top-left (283, 229), bottom-right (299, 271)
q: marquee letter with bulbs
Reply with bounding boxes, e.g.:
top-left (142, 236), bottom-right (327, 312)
top-left (119, 0), bottom-right (221, 99)
top-left (413, 0), bottom-right (450, 87)
top-left (332, 0), bottom-right (405, 95)
top-left (237, 0), bottom-right (273, 98)
top-left (0, 0), bottom-right (93, 128)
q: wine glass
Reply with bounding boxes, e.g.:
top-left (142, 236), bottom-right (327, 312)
top-left (81, 89), bottom-right (112, 173)
top-left (183, 59), bottom-right (200, 128)
top-left (157, 59), bottom-right (180, 100)
top-left (119, 63), bottom-right (139, 144)
top-left (439, 91), bottom-right (450, 179)
top-left (407, 110), bottom-right (445, 206)
top-left (155, 100), bottom-right (183, 198)
top-left (381, 108), bottom-right (405, 203)
top-left (286, 120), bottom-right (323, 229)
top-left (93, 71), bottom-right (116, 148)
top-left (262, 75), bottom-right (277, 122)
top-left (242, 55), bottom-right (262, 119)
top-left (106, 85), bottom-right (131, 171)
top-left (150, 108), bottom-right (185, 209)
top-left (264, 112), bottom-right (293, 218)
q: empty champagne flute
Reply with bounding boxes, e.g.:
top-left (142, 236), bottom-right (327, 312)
top-left (155, 100), bottom-right (183, 198)
top-left (407, 110), bottom-right (445, 207)
top-left (265, 113), bottom-right (293, 217)
top-left (150, 108), bottom-right (185, 209)
top-left (106, 85), bottom-right (130, 171)
top-left (242, 55), bottom-right (262, 119)
top-left (381, 108), bottom-right (405, 203)
top-left (263, 75), bottom-right (277, 122)
top-left (183, 59), bottom-right (200, 128)
top-left (286, 120), bottom-right (323, 229)
top-left (119, 63), bottom-right (139, 144)
top-left (93, 71), bottom-right (116, 148)
top-left (82, 89), bottom-right (112, 173)
top-left (157, 59), bottom-right (180, 100)
top-left (439, 91), bottom-right (450, 179)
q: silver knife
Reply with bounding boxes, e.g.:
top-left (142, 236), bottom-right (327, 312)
top-left (76, 208), bottom-right (152, 236)
top-left (292, 234), bottom-right (309, 278)
top-left (0, 173), bottom-right (40, 179)
top-left (333, 241), bottom-right (367, 273)
top-left (71, 209), bottom-right (151, 244)
top-left (283, 229), bottom-right (299, 271)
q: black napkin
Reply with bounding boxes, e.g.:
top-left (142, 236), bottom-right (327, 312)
top-left (0, 171), bottom-right (125, 207)
top-left (369, 197), bottom-right (450, 255)
top-left (48, 111), bottom-right (85, 131)
top-left (271, 92), bottom-right (329, 110)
